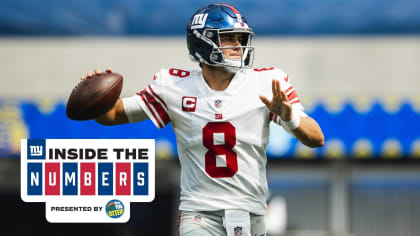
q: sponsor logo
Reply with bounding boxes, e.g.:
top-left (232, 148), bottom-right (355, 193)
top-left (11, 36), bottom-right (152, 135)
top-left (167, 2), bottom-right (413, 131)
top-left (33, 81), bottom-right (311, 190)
top-left (106, 199), bottom-right (125, 218)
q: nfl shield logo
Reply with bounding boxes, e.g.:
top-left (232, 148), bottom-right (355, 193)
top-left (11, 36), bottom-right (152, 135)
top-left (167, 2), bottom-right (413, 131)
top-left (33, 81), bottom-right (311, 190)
top-left (215, 99), bottom-right (222, 108)
top-left (234, 226), bottom-right (242, 236)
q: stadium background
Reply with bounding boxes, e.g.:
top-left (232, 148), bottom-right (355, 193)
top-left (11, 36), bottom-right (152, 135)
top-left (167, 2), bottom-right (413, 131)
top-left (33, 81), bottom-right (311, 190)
top-left (1, 0), bottom-right (420, 235)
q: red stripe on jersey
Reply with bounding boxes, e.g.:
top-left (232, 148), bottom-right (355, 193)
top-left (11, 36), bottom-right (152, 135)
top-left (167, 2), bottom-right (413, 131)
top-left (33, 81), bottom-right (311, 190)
top-left (148, 85), bottom-right (168, 109)
top-left (141, 90), bottom-right (171, 126)
top-left (270, 112), bottom-right (281, 124)
top-left (177, 210), bottom-right (182, 236)
top-left (138, 93), bottom-right (164, 128)
top-left (291, 99), bottom-right (300, 104)
top-left (272, 114), bottom-right (278, 123)
top-left (284, 86), bottom-right (294, 94)
top-left (288, 91), bottom-right (298, 101)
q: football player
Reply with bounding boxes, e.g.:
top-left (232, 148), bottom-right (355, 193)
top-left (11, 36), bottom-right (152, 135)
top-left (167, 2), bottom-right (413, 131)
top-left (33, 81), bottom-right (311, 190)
top-left (82, 4), bottom-right (324, 236)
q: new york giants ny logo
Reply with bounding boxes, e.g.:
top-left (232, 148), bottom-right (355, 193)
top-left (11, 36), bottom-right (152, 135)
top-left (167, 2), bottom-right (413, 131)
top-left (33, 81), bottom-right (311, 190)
top-left (27, 139), bottom-right (46, 160)
top-left (30, 146), bottom-right (43, 156)
top-left (191, 13), bottom-right (208, 29)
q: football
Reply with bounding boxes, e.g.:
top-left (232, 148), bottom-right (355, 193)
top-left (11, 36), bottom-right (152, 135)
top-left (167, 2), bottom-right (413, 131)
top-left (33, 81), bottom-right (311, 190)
top-left (66, 72), bottom-right (123, 121)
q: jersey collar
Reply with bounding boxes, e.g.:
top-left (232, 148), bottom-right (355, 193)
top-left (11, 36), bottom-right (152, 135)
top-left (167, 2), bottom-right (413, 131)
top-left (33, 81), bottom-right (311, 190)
top-left (196, 69), bottom-right (246, 98)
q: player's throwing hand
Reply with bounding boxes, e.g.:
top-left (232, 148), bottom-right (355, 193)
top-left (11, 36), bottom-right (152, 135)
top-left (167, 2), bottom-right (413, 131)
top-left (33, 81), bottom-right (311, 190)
top-left (259, 79), bottom-right (293, 121)
top-left (80, 68), bottom-right (113, 81)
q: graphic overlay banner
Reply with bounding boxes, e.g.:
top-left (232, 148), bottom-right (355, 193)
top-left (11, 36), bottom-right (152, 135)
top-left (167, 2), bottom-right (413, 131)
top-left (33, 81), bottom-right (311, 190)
top-left (21, 139), bottom-right (155, 223)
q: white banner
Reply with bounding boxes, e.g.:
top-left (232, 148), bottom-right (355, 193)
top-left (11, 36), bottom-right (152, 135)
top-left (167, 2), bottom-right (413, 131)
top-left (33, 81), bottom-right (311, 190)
top-left (21, 139), bottom-right (155, 223)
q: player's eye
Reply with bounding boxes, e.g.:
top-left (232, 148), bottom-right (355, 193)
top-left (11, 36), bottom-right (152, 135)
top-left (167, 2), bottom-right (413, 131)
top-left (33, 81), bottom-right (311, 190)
top-left (239, 34), bottom-right (249, 45)
top-left (220, 34), bottom-right (248, 46)
top-left (222, 36), bottom-right (234, 42)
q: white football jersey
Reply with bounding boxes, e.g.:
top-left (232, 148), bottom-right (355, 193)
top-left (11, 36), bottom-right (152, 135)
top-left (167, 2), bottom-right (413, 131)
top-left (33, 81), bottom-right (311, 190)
top-left (123, 67), bottom-right (307, 215)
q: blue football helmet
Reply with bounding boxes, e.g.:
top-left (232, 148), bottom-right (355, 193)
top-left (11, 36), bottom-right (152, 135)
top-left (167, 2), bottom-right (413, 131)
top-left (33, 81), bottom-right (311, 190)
top-left (186, 4), bottom-right (255, 72)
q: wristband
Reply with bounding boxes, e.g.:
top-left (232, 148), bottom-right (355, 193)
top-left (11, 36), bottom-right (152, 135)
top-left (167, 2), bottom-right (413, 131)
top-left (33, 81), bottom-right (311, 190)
top-left (282, 115), bottom-right (301, 130)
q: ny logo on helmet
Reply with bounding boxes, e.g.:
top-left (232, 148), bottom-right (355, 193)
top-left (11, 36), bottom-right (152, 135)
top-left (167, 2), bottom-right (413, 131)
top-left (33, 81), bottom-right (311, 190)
top-left (191, 13), bottom-right (208, 29)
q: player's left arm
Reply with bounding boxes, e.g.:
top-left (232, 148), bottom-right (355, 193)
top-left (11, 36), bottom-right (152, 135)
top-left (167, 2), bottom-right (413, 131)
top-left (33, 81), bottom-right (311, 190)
top-left (260, 79), bottom-right (324, 148)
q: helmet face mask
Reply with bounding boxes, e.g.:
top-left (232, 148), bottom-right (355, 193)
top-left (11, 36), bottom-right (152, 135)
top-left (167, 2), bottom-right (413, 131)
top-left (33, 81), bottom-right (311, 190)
top-left (186, 4), bottom-right (255, 72)
top-left (212, 30), bottom-right (254, 72)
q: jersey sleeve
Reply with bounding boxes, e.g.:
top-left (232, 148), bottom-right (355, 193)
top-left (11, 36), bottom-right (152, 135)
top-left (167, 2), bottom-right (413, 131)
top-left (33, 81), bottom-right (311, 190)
top-left (122, 96), bottom-right (149, 123)
top-left (268, 69), bottom-right (308, 133)
top-left (134, 69), bottom-right (171, 129)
